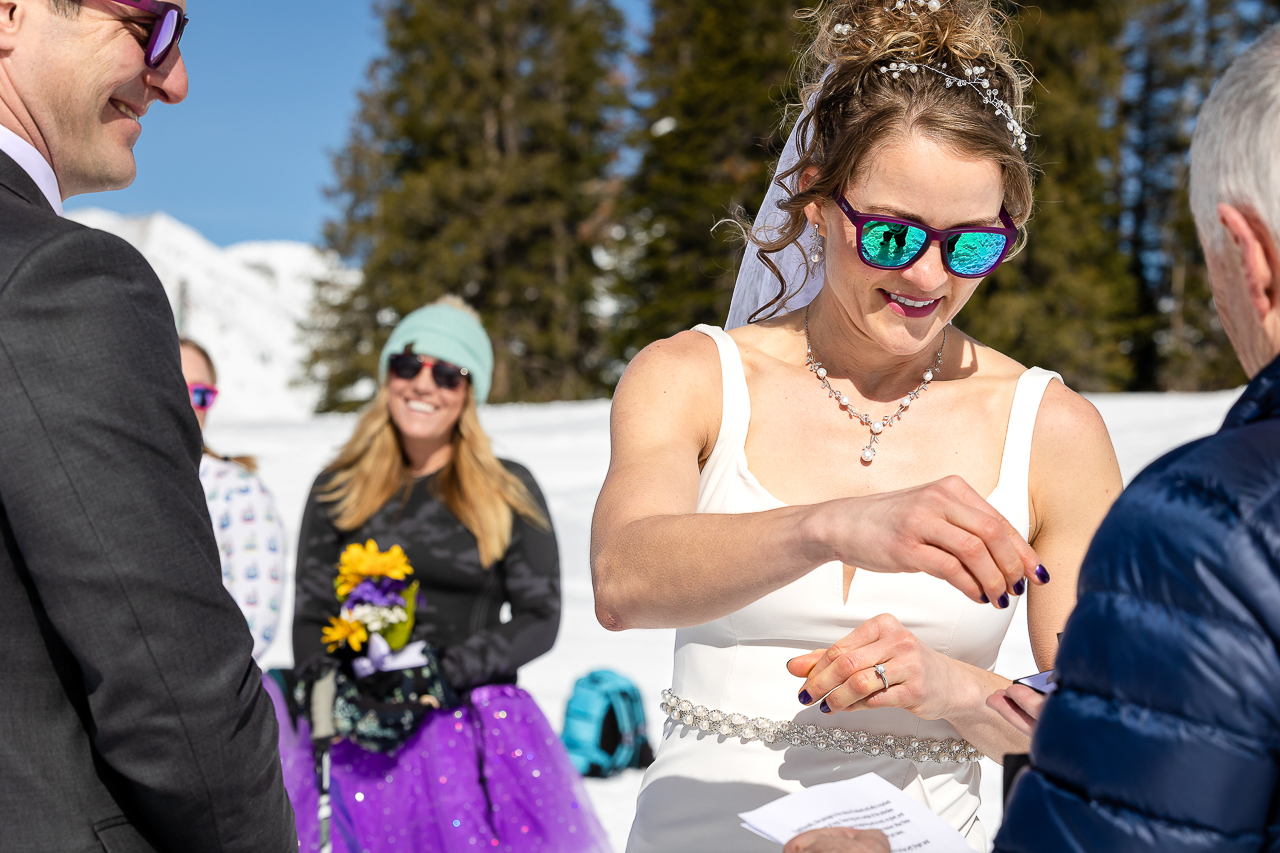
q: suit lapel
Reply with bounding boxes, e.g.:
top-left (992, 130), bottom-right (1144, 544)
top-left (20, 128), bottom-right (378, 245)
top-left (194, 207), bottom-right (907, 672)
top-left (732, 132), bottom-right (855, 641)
top-left (0, 148), bottom-right (55, 214)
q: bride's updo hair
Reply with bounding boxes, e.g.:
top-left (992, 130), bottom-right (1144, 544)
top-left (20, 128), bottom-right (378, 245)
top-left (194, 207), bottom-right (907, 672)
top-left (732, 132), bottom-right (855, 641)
top-left (751, 0), bottom-right (1035, 318)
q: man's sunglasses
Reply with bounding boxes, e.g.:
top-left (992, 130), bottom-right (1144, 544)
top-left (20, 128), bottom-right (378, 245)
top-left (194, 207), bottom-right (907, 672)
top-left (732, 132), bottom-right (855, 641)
top-left (188, 382), bottom-right (218, 411)
top-left (109, 0), bottom-right (188, 69)
top-left (834, 194), bottom-right (1017, 279)
top-left (387, 353), bottom-right (470, 390)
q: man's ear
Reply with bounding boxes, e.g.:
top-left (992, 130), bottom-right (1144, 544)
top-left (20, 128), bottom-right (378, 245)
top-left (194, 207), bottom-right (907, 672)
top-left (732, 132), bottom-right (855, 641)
top-left (0, 1), bottom-right (23, 51)
top-left (1218, 203), bottom-right (1279, 320)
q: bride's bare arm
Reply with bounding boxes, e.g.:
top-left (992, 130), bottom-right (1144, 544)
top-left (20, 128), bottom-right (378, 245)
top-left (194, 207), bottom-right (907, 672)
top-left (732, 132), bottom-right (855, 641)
top-left (591, 332), bottom-right (833, 630)
top-left (1023, 380), bottom-right (1123, 668)
top-left (591, 333), bottom-right (1043, 631)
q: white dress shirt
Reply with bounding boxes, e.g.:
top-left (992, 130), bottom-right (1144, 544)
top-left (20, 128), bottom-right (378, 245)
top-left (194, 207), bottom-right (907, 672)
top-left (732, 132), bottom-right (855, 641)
top-left (0, 123), bottom-right (63, 216)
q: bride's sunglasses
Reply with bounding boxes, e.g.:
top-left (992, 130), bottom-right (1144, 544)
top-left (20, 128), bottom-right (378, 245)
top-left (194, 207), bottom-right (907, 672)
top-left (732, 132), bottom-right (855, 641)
top-left (834, 194), bottom-right (1017, 279)
top-left (109, 0), bottom-right (188, 69)
top-left (387, 353), bottom-right (469, 390)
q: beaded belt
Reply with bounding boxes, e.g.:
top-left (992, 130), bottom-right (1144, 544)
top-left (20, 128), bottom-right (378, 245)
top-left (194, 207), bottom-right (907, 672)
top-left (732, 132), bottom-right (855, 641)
top-left (660, 689), bottom-right (983, 764)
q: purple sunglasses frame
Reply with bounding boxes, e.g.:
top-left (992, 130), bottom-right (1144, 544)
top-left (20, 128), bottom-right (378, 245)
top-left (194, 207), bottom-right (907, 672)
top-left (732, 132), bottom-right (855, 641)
top-left (834, 193), bottom-right (1018, 279)
top-left (187, 382), bottom-right (218, 411)
top-left (109, 0), bottom-right (188, 69)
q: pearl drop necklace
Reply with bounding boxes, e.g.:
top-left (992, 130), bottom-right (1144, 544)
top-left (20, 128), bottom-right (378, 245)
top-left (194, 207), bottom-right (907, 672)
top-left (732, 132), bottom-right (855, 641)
top-left (804, 309), bottom-right (947, 463)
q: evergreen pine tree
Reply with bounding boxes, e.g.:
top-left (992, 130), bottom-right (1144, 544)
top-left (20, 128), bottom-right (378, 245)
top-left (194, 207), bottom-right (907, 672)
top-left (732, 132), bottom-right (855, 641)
top-left (1118, 0), bottom-right (1275, 390)
top-left (310, 0), bottom-right (625, 410)
top-left (958, 1), bottom-right (1137, 391)
top-left (607, 0), bottom-right (805, 360)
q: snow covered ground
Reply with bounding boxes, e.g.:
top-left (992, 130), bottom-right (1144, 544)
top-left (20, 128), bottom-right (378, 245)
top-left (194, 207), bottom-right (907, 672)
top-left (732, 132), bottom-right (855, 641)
top-left (77, 208), bottom-right (1246, 850)
top-left (208, 389), bottom-right (1242, 853)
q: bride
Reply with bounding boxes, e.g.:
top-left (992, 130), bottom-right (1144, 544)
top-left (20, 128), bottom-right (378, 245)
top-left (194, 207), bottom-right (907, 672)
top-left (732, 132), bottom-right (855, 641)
top-left (591, 0), bottom-right (1122, 849)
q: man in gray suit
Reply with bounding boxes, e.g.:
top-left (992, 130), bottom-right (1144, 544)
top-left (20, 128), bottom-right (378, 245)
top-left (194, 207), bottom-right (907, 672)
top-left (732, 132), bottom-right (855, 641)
top-left (0, 1), bottom-right (297, 850)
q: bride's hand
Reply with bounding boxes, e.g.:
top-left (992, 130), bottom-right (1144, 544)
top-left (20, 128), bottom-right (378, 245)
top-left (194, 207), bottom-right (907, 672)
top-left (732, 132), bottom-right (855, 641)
top-left (817, 474), bottom-right (1046, 606)
top-left (788, 614), bottom-right (967, 721)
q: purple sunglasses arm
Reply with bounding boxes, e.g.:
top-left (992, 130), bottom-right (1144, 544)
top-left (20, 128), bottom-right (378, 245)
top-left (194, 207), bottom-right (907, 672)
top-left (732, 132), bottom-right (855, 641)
top-left (110, 0), bottom-right (169, 13)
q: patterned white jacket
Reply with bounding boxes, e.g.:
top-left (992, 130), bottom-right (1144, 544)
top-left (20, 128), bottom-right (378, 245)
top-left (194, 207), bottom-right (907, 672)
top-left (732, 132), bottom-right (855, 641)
top-left (199, 455), bottom-right (286, 661)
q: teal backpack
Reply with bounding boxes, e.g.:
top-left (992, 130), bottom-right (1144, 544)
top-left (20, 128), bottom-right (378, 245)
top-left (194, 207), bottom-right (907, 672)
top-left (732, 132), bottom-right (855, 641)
top-left (561, 670), bottom-right (654, 778)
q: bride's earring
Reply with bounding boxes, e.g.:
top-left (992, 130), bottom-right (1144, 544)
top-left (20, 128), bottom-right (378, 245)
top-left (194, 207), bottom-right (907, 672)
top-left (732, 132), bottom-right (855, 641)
top-left (808, 223), bottom-right (825, 264)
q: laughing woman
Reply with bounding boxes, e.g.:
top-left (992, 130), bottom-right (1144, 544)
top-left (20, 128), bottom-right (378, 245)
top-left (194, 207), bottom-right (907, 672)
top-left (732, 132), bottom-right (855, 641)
top-left (591, 1), bottom-right (1122, 850)
top-left (279, 297), bottom-right (609, 853)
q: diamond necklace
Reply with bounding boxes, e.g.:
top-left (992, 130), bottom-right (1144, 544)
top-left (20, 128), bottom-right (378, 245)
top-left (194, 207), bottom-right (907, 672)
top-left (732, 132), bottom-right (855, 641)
top-left (804, 307), bottom-right (947, 464)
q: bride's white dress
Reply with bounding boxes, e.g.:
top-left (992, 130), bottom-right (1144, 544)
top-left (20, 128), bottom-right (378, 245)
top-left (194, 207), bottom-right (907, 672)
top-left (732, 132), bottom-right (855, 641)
top-left (626, 325), bottom-right (1060, 853)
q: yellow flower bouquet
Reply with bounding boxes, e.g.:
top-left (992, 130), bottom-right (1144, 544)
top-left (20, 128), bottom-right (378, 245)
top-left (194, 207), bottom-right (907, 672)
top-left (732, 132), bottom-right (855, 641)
top-left (322, 539), bottom-right (418, 653)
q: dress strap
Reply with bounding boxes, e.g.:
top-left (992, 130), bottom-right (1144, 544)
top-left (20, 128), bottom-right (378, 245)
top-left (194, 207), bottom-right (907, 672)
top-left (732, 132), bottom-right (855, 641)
top-left (691, 325), bottom-right (752, 503)
top-left (991, 367), bottom-right (1061, 538)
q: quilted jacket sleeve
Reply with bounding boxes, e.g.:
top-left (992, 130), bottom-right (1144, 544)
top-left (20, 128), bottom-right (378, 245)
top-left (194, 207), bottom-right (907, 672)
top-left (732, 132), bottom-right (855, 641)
top-left (996, 429), bottom-right (1280, 853)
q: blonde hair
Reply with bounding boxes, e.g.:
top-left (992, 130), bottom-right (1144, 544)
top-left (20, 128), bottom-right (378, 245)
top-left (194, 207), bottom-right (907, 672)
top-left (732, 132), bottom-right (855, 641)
top-left (319, 385), bottom-right (549, 568)
top-left (750, 0), bottom-right (1036, 321)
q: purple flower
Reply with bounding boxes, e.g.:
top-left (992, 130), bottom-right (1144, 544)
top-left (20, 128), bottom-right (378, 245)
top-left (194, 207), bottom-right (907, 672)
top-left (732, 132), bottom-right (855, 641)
top-left (345, 578), bottom-right (405, 608)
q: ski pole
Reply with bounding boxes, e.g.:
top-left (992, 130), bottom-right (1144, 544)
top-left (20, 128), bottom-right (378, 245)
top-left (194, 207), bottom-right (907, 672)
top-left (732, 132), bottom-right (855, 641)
top-left (311, 671), bottom-right (338, 853)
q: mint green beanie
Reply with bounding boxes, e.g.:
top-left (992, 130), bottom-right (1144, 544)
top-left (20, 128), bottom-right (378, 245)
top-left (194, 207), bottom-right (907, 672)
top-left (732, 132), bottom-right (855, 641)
top-left (379, 302), bottom-right (494, 404)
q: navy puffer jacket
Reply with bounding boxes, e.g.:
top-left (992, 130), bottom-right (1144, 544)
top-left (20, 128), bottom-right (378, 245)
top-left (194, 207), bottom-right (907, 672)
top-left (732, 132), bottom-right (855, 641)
top-left (996, 355), bottom-right (1280, 853)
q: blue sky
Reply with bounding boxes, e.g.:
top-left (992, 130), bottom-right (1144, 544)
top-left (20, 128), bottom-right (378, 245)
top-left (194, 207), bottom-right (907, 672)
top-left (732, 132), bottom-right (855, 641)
top-left (66, 0), bottom-right (651, 247)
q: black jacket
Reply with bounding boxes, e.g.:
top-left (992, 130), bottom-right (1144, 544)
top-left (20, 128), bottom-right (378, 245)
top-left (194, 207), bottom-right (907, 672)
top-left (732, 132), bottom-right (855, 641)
top-left (0, 151), bottom-right (296, 852)
top-left (997, 354), bottom-right (1280, 852)
top-left (292, 463), bottom-right (561, 690)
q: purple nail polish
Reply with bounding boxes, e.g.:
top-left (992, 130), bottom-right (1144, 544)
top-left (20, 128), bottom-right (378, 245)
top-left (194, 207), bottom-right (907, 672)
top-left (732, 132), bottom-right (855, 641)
top-left (1036, 565), bottom-right (1051, 584)
top-left (1013, 579), bottom-right (1026, 596)
top-left (980, 593), bottom-right (989, 604)
top-left (998, 593), bottom-right (1010, 609)
top-left (798, 690), bottom-right (812, 705)
top-left (820, 700), bottom-right (831, 714)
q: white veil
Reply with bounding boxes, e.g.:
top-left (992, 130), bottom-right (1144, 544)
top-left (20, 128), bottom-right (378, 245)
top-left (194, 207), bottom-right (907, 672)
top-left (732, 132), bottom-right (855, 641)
top-left (725, 96), bottom-right (825, 330)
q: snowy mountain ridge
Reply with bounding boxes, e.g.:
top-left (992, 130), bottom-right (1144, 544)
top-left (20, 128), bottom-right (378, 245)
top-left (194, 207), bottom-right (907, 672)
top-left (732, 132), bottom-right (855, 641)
top-left (65, 208), bottom-right (355, 423)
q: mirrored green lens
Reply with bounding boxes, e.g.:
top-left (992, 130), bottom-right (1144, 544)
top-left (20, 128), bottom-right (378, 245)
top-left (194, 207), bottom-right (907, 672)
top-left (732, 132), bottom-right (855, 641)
top-left (947, 231), bottom-right (1008, 276)
top-left (860, 221), bottom-right (927, 268)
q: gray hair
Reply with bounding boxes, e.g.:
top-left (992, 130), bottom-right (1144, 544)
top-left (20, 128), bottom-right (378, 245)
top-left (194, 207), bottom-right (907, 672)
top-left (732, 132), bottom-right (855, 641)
top-left (1190, 22), bottom-right (1280, 256)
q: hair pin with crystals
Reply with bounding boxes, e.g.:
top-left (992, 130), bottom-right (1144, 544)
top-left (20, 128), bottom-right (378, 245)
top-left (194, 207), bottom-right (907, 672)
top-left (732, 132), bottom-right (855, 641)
top-left (863, 0), bottom-right (1027, 151)
top-left (879, 60), bottom-right (1028, 151)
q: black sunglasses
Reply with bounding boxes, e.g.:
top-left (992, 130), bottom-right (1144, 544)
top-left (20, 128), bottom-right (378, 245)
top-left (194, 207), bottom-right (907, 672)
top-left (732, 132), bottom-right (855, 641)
top-left (387, 353), bottom-right (469, 390)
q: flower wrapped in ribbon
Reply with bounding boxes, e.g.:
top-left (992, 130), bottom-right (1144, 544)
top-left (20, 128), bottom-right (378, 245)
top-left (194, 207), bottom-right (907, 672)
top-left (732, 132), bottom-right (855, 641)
top-left (320, 540), bottom-right (459, 752)
top-left (322, 539), bottom-right (419, 654)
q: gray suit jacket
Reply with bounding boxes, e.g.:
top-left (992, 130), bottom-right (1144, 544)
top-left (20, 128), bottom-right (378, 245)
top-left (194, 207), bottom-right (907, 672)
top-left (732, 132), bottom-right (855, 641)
top-left (0, 151), bottom-right (297, 852)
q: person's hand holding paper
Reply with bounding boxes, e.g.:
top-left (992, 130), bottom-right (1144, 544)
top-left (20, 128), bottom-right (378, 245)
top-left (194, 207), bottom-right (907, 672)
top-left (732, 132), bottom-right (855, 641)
top-left (785, 827), bottom-right (891, 853)
top-left (739, 773), bottom-right (972, 852)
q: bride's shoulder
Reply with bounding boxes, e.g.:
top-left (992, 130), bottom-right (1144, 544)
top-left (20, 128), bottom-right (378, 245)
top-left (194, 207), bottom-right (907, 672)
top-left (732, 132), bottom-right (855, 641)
top-left (623, 328), bottom-right (723, 376)
top-left (619, 318), bottom-right (795, 386)
top-left (961, 335), bottom-right (1110, 446)
top-left (614, 328), bottom-right (722, 405)
top-left (612, 329), bottom-right (725, 451)
top-left (1033, 377), bottom-right (1114, 469)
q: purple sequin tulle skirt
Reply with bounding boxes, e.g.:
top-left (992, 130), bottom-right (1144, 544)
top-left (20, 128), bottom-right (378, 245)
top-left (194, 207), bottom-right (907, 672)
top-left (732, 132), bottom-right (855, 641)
top-left (266, 677), bottom-right (612, 853)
